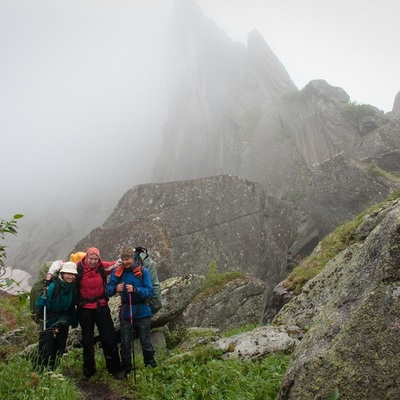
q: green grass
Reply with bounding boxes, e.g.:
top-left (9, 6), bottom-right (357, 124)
top-left (0, 292), bottom-right (291, 400)
top-left (192, 260), bottom-right (245, 303)
top-left (0, 356), bottom-right (80, 400)
top-left (130, 350), bottom-right (291, 400)
top-left (285, 189), bottom-right (400, 294)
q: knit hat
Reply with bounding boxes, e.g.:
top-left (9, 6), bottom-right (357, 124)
top-left (120, 245), bottom-right (135, 259)
top-left (60, 262), bottom-right (78, 275)
top-left (86, 247), bottom-right (100, 257)
top-left (70, 251), bottom-right (86, 263)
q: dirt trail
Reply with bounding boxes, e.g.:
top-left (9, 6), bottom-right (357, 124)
top-left (76, 380), bottom-right (133, 400)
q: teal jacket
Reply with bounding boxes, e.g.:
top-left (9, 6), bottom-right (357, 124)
top-left (36, 278), bottom-right (77, 328)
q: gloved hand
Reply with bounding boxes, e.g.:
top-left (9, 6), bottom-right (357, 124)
top-left (133, 265), bottom-right (142, 278)
top-left (44, 279), bottom-right (52, 287)
top-left (116, 258), bottom-right (123, 267)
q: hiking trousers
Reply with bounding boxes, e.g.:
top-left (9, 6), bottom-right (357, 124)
top-left (36, 325), bottom-right (69, 371)
top-left (120, 316), bottom-right (156, 371)
top-left (77, 305), bottom-right (121, 376)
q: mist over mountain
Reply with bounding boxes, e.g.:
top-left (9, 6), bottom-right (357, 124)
top-left (3, 0), bottom-right (400, 278)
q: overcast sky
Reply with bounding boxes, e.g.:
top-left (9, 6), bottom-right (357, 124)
top-left (1, 0), bottom-right (399, 220)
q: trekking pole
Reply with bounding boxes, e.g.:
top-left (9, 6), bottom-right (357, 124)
top-left (43, 286), bottom-right (48, 331)
top-left (129, 291), bottom-right (137, 385)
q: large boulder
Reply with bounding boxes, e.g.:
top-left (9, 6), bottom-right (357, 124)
top-left (175, 275), bottom-right (267, 330)
top-left (212, 325), bottom-right (298, 360)
top-left (74, 175), bottom-right (297, 289)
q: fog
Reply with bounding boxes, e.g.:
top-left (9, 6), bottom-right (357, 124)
top-left (2, 0), bottom-right (399, 221)
top-left (1, 0), bottom-right (173, 219)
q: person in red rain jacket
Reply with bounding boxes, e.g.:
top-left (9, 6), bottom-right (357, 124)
top-left (76, 247), bottom-right (125, 380)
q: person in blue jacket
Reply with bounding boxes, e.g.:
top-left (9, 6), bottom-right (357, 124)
top-left (106, 245), bottom-right (156, 373)
top-left (35, 261), bottom-right (78, 371)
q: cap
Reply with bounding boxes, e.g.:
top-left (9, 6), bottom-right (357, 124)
top-left (86, 247), bottom-right (100, 257)
top-left (60, 262), bottom-right (78, 275)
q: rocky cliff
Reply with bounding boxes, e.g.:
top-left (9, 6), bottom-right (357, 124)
top-left (273, 199), bottom-right (400, 399)
top-left (153, 0), bottom-right (400, 259)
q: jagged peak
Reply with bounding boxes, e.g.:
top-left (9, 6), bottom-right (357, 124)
top-left (391, 90), bottom-right (400, 118)
top-left (245, 28), bottom-right (296, 96)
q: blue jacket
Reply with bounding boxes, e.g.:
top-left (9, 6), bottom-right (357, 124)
top-left (106, 266), bottom-right (154, 320)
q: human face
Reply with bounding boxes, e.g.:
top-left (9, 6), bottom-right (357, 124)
top-left (87, 254), bottom-right (99, 268)
top-left (62, 273), bottom-right (76, 283)
top-left (121, 257), bottom-right (134, 268)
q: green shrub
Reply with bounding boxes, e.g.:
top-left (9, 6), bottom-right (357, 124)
top-left (342, 101), bottom-right (375, 118)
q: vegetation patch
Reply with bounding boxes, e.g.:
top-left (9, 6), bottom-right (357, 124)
top-left (221, 323), bottom-right (261, 337)
top-left (0, 357), bottom-right (81, 400)
top-left (341, 101), bottom-right (381, 126)
top-left (342, 101), bottom-right (376, 118)
top-left (285, 189), bottom-right (400, 294)
top-left (192, 260), bottom-right (245, 303)
top-left (132, 350), bottom-right (291, 400)
top-left (0, 294), bottom-right (291, 400)
top-left (366, 160), bottom-right (400, 184)
top-left (0, 264), bottom-right (289, 400)
top-left (281, 191), bottom-right (305, 202)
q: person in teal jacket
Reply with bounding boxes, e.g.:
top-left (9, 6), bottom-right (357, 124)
top-left (106, 245), bottom-right (156, 374)
top-left (35, 261), bottom-right (78, 371)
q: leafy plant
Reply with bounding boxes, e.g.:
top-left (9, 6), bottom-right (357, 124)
top-left (328, 386), bottom-right (340, 400)
top-left (131, 351), bottom-right (290, 400)
top-left (0, 214), bottom-right (23, 266)
top-left (0, 214), bottom-right (24, 293)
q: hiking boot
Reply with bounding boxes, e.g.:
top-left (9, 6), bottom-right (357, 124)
top-left (114, 370), bottom-right (127, 380)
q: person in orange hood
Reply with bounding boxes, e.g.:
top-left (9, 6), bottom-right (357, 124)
top-left (75, 247), bottom-right (125, 380)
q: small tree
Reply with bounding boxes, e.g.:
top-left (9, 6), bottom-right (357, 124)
top-left (0, 214), bottom-right (23, 289)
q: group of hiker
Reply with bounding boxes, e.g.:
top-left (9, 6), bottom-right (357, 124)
top-left (34, 245), bottom-right (160, 381)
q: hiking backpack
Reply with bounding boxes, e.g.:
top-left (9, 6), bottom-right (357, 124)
top-left (34, 279), bottom-right (63, 322)
top-left (29, 261), bottom-right (55, 320)
top-left (137, 247), bottom-right (163, 314)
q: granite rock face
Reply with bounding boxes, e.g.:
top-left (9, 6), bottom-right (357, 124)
top-left (74, 175), bottom-right (296, 287)
top-left (274, 200), bottom-right (400, 399)
top-left (176, 275), bottom-right (267, 330)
